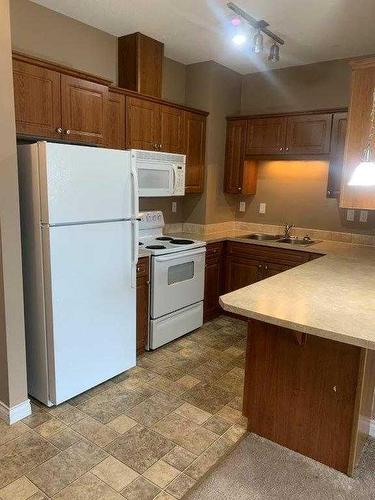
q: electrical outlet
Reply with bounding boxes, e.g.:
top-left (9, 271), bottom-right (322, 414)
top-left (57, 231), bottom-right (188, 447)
top-left (239, 201), bottom-right (246, 212)
top-left (172, 201), bottom-right (177, 213)
top-left (359, 210), bottom-right (368, 223)
top-left (259, 203), bottom-right (266, 214)
top-left (346, 209), bottom-right (355, 222)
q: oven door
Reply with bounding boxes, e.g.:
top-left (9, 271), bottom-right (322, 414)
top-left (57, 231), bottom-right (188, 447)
top-left (151, 247), bottom-right (206, 319)
top-left (137, 163), bottom-right (174, 197)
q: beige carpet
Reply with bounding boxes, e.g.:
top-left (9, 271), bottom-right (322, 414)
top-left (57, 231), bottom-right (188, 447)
top-left (186, 433), bottom-right (375, 500)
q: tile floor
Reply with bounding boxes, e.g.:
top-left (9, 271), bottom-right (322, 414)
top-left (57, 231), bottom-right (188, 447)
top-left (0, 316), bottom-right (248, 500)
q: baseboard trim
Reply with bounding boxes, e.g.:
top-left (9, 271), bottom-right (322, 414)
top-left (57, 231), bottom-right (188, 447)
top-left (370, 419), bottom-right (375, 438)
top-left (0, 399), bottom-right (31, 425)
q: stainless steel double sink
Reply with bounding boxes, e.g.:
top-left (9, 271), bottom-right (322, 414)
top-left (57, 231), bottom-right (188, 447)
top-left (243, 233), bottom-right (318, 246)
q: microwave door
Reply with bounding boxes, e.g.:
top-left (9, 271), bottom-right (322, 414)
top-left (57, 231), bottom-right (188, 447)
top-left (138, 164), bottom-right (171, 197)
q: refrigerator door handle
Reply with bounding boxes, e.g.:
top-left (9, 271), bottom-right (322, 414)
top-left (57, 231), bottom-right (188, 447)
top-left (131, 219), bottom-right (139, 288)
top-left (130, 163), bottom-right (139, 218)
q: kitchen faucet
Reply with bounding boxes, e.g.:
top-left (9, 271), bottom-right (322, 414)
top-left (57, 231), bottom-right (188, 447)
top-left (284, 223), bottom-right (295, 238)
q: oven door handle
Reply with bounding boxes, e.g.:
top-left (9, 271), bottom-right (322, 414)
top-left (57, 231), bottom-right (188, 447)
top-left (154, 247), bottom-right (206, 262)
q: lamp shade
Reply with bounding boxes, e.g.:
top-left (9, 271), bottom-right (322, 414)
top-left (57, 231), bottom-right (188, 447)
top-left (348, 161), bottom-right (375, 186)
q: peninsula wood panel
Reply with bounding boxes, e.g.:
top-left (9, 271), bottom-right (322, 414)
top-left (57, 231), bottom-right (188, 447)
top-left (13, 59), bottom-right (61, 139)
top-left (61, 75), bottom-right (108, 144)
top-left (185, 112), bottom-right (206, 193)
top-left (106, 91), bottom-right (125, 150)
top-left (244, 319), bottom-right (369, 474)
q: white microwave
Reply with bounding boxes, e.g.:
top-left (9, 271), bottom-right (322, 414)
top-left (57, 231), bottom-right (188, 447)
top-left (131, 150), bottom-right (186, 197)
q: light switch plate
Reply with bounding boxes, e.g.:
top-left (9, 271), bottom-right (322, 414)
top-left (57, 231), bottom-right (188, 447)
top-left (172, 201), bottom-right (177, 213)
top-left (239, 201), bottom-right (246, 212)
top-left (359, 210), bottom-right (368, 223)
top-left (346, 209), bottom-right (355, 222)
top-left (259, 203), bottom-right (266, 214)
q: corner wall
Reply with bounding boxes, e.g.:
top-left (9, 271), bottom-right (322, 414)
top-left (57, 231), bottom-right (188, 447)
top-left (0, 0), bottom-right (29, 421)
top-left (183, 61), bottom-right (241, 224)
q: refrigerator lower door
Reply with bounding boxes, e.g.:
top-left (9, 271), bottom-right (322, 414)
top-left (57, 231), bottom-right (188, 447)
top-left (44, 221), bottom-right (135, 404)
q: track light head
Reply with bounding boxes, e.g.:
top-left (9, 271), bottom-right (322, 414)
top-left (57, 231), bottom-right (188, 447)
top-left (268, 42), bottom-right (280, 62)
top-left (252, 30), bottom-right (263, 54)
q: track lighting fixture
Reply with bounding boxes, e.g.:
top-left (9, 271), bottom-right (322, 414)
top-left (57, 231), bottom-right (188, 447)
top-left (268, 42), bottom-right (280, 62)
top-left (228, 2), bottom-right (284, 63)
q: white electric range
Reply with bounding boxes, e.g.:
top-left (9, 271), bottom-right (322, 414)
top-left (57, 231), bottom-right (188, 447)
top-left (139, 211), bottom-right (206, 349)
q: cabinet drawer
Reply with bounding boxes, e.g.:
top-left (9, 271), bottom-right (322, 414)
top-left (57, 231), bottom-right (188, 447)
top-left (226, 241), bottom-right (310, 266)
top-left (137, 257), bottom-right (149, 278)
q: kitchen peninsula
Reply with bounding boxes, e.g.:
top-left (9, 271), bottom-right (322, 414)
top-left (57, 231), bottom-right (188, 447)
top-left (220, 242), bottom-right (375, 476)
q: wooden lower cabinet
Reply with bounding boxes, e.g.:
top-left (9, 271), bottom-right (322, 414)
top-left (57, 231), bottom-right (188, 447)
top-left (204, 242), bottom-right (224, 321)
top-left (136, 256), bottom-right (149, 355)
top-left (203, 241), bottom-right (321, 321)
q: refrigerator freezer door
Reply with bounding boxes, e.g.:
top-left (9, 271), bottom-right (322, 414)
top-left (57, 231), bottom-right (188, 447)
top-left (39, 142), bottom-right (137, 224)
top-left (44, 221), bottom-right (136, 404)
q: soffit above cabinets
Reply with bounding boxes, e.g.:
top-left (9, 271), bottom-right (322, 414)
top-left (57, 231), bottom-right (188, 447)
top-left (31, 0), bottom-right (375, 74)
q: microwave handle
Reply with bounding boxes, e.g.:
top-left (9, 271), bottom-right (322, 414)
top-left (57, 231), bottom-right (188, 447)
top-left (171, 165), bottom-right (177, 195)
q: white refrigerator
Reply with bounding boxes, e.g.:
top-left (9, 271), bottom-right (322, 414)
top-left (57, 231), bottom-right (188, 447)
top-left (18, 142), bottom-right (139, 406)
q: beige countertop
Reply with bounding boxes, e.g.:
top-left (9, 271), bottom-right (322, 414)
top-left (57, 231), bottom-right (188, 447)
top-left (170, 229), bottom-right (375, 350)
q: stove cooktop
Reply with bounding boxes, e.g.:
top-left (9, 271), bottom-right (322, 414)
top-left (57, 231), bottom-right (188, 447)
top-left (139, 235), bottom-right (205, 255)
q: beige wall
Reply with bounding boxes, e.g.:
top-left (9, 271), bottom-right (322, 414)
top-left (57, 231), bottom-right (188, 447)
top-left (0, 0), bottom-right (28, 409)
top-left (240, 59), bottom-right (351, 115)
top-left (10, 0), bottom-right (118, 82)
top-left (162, 58), bottom-right (186, 105)
top-left (183, 61), bottom-right (241, 224)
top-left (237, 161), bottom-right (375, 233)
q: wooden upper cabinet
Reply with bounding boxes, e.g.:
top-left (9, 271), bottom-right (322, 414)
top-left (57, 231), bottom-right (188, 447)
top-left (159, 105), bottom-right (185, 153)
top-left (246, 117), bottom-right (287, 155)
top-left (285, 113), bottom-right (332, 155)
top-left (225, 120), bottom-right (246, 193)
top-left (340, 58), bottom-right (375, 210)
top-left (224, 120), bottom-right (258, 195)
top-left (61, 75), bottom-right (108, 145)
top-left (118, 32), bottom-right (164, 98)
top-left (327, 112), bottom-right (347, 197)
top-left (185, 112), bottom-right (206, 193)
top-left (106, 91), bottom-right (125, 150)
top-left (13, 59), bottom-right (61, 139)
top-left (125, 96), bottom-right (159, 150)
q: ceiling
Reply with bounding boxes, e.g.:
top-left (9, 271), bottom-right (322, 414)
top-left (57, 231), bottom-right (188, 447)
top-left (31, 0), bottom-right (375, 74)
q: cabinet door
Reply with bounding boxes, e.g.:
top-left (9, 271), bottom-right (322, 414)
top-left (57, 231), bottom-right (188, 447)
top-left (136, 257), bottom-right (149, 355)
top-left (13, 59), bottom-right (61, 139)
top-left (61, 75), bottom-right (108, 145)
top-left (246, 117), bottom-right (287, 155)
top-left (224, 120), bottom-right (247, 193)
top-left (125, 96), bottom-right (159, 150)
top-left (106, 91), bottom-right (125, 150)
top-left (327, 112), bottom-right (347, 197)
top-left (225, 256), bottom-right (263, 293)
top-left (285, 114), bottom-right (332, 155)
top-left (185, 112), bottom-right (206, 193)
top-left (159, 104), bottom-right (185, 153)
top-left (262, 262), bottom-right (290, 278)
top-left (204, 243), bottom-right (224, 322)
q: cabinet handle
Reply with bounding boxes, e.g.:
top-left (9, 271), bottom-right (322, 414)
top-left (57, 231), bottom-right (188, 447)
top-left (258, 264), bottom-right (263, 269)
top-left (238, 187), bottom-right (241, 192)
top-left (137, 266), bottom-right (140, 272)
top-left (265, 264), bottom-right (268, 270)
top-left (159, 144), bottom-right (162, 150)
top-left (279, 147), bottom-right (283, 151)
top-left (56, 127), bottom-right (63, 134)
top-left (153, 143), bottom-right (158, 150)
top-left (65, 129), bottom-right (71, 135)
top-left (285, 147), bottom-right (289, 152)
